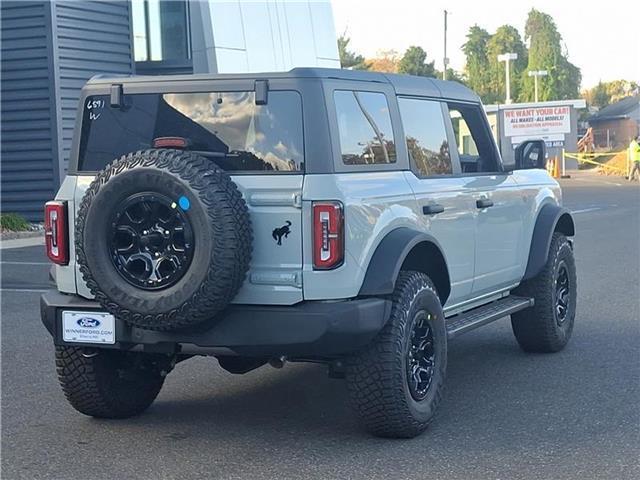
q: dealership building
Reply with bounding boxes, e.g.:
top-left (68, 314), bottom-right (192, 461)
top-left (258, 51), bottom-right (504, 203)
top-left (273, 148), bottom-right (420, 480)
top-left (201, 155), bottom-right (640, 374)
top-left (0, 0), bottom-right (340, 220)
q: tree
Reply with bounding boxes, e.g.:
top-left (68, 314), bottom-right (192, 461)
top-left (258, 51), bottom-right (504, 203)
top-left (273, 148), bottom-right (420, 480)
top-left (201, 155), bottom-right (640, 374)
top-left (337, 34), bottom-right (368, 70)
top-left (604, 80), bottom-right (639, 103)
top-left (519, 9), bottom-right (581, 101)
top-left (584, 81), bottom-right (610, 109)
top-left (367, 49), bottom-right (400, 73)
top-left (397, 46), bottom-right (437, 77)
top-left (438, 68), bottom-right (466, 85)
top-left (583, 80), bottom-right (639, 109)
top-left (486, 25), bottom-right (527, 104)
top-left (462, 26), bottom-right (492, 101)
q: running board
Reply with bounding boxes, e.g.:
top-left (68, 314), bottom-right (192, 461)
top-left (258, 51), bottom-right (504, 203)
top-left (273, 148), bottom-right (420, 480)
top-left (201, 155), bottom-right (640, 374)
top-left (446, 295), bottom-right (534, 339)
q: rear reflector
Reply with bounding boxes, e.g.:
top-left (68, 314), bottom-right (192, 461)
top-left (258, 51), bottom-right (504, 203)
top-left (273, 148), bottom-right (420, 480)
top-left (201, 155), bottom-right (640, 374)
top-left (153, 136), bottom-right (190, 149)
top-left (313, 201), bottom-right (344, 270)
top-left (44, 201), bottom-right (69, 265)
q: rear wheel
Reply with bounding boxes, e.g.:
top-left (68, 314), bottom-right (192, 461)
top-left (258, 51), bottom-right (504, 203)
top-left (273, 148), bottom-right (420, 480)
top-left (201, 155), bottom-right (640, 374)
top-left (512, 233), bottom-right (577, 352)
top-left (55, 346), bottom-right (170, 418)
top-left (345, 271), bottom-right (447, 438)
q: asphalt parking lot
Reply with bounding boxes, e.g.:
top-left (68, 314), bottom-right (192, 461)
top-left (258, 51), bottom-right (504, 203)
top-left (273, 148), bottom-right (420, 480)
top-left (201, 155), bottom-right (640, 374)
top-left (1, 174), bottom-right (639, 480)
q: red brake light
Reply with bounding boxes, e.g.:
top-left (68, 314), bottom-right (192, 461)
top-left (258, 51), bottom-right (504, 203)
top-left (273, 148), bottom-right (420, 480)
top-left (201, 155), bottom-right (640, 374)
top-left (153, 136), bottom-right (189, 149)
top-left (44, 201), bottom-right (69, 265)
top-left (313, 201), bottom-right (344, 270)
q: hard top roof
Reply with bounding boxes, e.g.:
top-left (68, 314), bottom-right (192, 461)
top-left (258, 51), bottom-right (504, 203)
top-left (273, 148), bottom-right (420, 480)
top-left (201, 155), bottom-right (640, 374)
top-left (87, 67), bottom-right (480, 103)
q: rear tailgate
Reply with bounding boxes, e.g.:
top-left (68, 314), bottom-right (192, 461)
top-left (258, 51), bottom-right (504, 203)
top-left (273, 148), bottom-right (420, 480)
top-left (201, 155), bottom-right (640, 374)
top-left (66, 83), bottom-right (306, 305)
top-left (71, 175), bottom-right (304, 305)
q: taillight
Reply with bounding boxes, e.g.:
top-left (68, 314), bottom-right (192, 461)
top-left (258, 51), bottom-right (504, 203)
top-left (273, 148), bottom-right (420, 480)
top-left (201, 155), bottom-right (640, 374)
top-left (44, 201), bottom-right (69, 265)
top-left (313, 201), bottom-right (344, 270)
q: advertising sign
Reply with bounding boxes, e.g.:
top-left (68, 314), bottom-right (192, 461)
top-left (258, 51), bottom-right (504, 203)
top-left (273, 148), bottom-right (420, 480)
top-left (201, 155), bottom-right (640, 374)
top-left (510, 133), bottom-right (564, 148)
top-left (503, 106), bottom-right (571, 137)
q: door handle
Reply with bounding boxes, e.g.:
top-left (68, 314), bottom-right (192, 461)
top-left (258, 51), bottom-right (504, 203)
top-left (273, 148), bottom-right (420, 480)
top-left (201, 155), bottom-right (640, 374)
top-left (476, 199), bottom-right (494, 209)
top-left (423, 204), bottom-right (445, 215)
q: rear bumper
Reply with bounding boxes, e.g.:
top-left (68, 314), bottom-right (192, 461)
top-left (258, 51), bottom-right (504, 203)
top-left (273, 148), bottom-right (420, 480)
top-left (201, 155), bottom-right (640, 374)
top-left (40, 290), bottom-right (391, 357)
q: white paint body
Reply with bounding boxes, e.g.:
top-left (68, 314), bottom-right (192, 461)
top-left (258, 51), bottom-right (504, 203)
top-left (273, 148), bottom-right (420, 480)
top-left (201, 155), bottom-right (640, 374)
top-left (55, 168), bottom-right (561, 313)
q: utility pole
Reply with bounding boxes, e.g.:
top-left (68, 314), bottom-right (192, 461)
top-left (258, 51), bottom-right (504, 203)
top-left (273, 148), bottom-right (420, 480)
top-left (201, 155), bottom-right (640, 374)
top-left (497, 53), bottom-right (518, 104)
top-left (528, 70), bottom-right (548, 102)
top-left (442, 10), bottom-right (448, 80)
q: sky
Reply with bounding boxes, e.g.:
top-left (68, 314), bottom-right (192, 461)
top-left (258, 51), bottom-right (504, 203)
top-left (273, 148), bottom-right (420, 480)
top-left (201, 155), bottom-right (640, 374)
top-left (331, 0), bottom-right (640, 90)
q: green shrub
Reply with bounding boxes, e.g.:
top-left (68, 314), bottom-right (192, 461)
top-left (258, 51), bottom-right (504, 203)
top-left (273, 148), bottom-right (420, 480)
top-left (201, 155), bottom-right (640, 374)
top-left (0, 213), bottom-right (30, 231)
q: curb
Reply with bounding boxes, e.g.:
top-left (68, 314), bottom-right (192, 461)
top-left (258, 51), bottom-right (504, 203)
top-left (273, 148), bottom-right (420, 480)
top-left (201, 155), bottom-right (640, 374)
top-left (1, 230), bottom-right (43, 241)
top-left (0, 235), bottom-right (44, 249)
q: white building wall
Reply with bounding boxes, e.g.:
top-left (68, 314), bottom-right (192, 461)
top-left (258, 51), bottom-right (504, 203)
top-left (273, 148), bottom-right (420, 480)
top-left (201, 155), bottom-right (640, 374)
top-left (191, 0), bottom-right (340, 74)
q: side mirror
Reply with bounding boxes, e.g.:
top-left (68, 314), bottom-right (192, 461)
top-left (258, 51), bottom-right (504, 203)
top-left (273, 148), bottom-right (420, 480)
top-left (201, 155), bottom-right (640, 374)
top-left (515, 140), bottom-right (546, 170)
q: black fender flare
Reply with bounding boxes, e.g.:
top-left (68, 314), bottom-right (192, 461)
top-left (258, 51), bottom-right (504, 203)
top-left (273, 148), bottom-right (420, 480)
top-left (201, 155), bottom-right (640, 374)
top-left (358, 227), bottom-right (451, 302)
top-left (523, 204), bottom-right (575, 281)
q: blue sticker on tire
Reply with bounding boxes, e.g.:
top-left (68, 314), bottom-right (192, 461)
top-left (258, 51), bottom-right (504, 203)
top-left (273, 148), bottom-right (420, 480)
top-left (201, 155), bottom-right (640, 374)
top-left (178, 196), bottom-right (190, 211)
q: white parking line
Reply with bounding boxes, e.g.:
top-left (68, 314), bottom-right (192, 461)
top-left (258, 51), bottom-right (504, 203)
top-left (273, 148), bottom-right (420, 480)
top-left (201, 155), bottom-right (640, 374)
top-left (572, 207), bottom-right (602, 214)
top-left (0, 261), bottom-right (49, 266)
top-left (1, 288), bottom-right (48, 293)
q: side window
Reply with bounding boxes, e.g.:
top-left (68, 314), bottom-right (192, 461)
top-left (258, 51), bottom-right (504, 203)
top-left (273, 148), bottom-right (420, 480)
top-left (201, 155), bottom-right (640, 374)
top-left (448, 103), bottom-right (500, 173)
top-left (398, 97), bottom-right (453, 176)
top-left (334, 90), bottom-right (396, 165)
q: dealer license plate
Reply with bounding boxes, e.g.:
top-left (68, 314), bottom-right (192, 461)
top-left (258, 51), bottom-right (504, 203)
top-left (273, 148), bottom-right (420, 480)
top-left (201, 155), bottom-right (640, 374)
top-left (62, 311), bottom-right (115, 344)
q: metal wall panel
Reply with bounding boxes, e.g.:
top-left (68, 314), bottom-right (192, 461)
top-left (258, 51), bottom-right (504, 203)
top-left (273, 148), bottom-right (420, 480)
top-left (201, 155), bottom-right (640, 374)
top-left (53, 0), bottom-right (134, 180)
top-left (1, 1), bottom-right (134, 221)
top-left (1, 1), bottom-right (56, 220)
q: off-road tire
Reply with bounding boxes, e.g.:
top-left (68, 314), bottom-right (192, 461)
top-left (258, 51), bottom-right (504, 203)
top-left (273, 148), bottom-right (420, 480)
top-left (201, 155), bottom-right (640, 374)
top-left (512, 233), bottom-right (577, 352)
top-left (55, 346), bottom-right (167, 418)
top-left (345, 271), bottom-right (447, 438)
top-left (76, 149), bottom-right (252, 331)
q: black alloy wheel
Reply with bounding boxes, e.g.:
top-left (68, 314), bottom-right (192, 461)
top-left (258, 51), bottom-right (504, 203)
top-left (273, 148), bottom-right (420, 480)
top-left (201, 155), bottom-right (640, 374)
top-left (554, 261), bottom-right (570, 325)
top-left (407, 310), bottom-right (436, 401)
top-left (110, 192), bottom-right (194, 290)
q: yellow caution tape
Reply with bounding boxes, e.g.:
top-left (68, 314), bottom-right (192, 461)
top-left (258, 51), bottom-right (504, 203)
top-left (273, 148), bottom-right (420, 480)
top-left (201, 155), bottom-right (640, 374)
top-left (563, 153), bottom-right (628, 173)
top-left (563, 151), bottom-right (626, 159)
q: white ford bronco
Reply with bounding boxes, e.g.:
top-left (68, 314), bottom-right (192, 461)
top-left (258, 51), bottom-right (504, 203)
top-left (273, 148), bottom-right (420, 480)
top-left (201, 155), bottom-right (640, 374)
top-left (41, 68), bottom-right (576, 438)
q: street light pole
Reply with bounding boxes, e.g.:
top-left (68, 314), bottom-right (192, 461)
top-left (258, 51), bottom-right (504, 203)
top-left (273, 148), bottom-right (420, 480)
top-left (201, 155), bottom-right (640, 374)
top-left (443, 10), bottom-right (448, 81)
top-left (497, 53), bottom-right (518, 104)
top-left (528, 70), bottom-right (548, 102)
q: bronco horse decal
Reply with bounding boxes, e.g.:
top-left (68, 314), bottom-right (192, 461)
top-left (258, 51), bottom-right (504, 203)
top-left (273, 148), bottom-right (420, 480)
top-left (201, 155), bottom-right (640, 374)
top-left (272, 221), bottom-right (292, 246)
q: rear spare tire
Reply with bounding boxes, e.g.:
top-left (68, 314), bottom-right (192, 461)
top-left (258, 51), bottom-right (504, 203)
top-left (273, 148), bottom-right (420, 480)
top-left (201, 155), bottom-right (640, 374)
top-left (76, 149), bottom-right (252, 331)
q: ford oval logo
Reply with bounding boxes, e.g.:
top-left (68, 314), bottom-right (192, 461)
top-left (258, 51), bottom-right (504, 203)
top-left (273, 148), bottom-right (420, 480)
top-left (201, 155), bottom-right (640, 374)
top-left (77, 317), bottom-right (101, 328)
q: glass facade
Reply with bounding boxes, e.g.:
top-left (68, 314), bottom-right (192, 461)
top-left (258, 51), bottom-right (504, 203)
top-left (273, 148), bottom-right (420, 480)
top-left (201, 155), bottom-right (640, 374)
top-left (132, 0), bottom-right (190, 62)
top-left (131, 0), bottom-right (340, 74)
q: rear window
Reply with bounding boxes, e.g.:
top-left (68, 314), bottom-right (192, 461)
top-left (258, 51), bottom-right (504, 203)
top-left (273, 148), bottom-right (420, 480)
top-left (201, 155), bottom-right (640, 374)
top-left (334, 90), bottom-right (396, 165)
top-left (78, 90), bottom-right (304, 173)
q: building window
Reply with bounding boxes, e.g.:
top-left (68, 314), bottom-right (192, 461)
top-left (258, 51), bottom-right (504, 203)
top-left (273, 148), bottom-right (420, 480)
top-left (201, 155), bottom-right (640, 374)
top-left (132, 0), bottom-right (190, 62)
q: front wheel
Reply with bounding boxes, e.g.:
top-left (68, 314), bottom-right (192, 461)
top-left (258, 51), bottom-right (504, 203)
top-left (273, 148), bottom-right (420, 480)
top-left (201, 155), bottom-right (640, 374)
top-left (345, 271), bottom-right (447, 438)
top-left (511, 233), bottom-right (577, 352)
top-left (55, 347), bottom-right (169, 418)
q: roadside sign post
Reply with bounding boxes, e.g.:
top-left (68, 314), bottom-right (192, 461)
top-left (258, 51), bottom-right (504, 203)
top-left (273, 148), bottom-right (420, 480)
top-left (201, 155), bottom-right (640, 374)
top-left (560, 148), bottom-right (570, 178)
